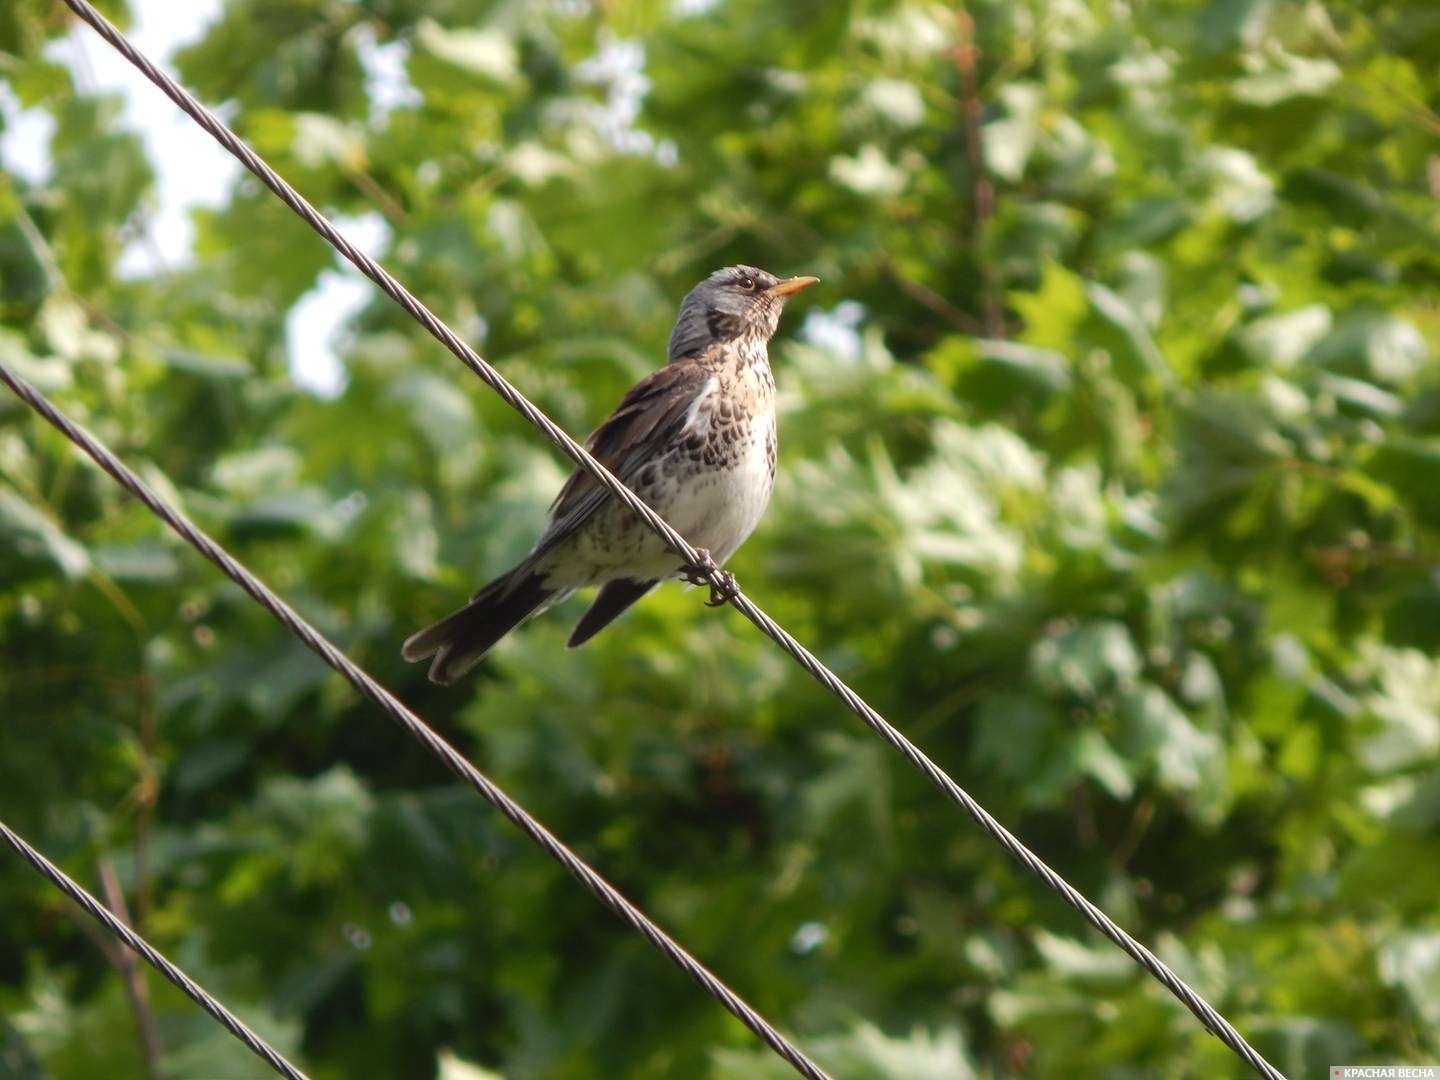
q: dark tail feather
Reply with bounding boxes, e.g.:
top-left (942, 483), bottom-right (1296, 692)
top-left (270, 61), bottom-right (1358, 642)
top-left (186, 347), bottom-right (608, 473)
top-left (402, 569), bottom-right (554, 684)
top-left (567, 578), bottom-right (658, 649)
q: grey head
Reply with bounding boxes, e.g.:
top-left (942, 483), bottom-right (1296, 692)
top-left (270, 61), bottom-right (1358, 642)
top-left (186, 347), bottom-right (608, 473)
top-left (666, 264), bottom-right (819, 363)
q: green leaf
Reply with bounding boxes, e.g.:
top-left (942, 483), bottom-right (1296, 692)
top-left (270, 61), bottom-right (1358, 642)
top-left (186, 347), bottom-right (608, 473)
top-left (1237, 304), bottom-right (1332, 370)
top-left (1030, 621), bottom-right (1142, 700)
top-left (1232, 49), bottom-right (1340, 106)
top-left (1358, 648), bottom-right (1440, 773)
top-left (90, 540), bottom-right (181, 583)
top-left (0, 485), bottom-right (88, 579)
top-left (1378, 933), bottom-right (1440, 1030)
top-left (413, 20), bottom-right (521, 87)
top-left (1084, 282), bottom-right (1170, 382)
top-left (1070, 729), bottom-right (1136, 799)
top-left (1118, 684), bottom-right (1224, 796)
top-left (1307, 311), bottom-right (1429, 384)
top-left (829, 144), bottom-right (909, 197)
top-left (984, 83), bottom-right (1042, 182)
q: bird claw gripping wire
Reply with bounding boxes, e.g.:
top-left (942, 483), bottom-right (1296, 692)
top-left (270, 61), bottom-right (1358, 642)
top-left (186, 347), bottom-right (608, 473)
top-left (682, 549), bottom-right (739, 607)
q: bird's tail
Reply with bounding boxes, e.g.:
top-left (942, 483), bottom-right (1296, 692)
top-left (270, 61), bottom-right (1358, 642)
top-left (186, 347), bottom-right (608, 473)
top-left (402, 568), bottom-right (555, 684)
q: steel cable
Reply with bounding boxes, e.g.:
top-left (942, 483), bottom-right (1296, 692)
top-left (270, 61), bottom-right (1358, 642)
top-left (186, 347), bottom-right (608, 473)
top-left (0, 818), bottom-right (309, 1080)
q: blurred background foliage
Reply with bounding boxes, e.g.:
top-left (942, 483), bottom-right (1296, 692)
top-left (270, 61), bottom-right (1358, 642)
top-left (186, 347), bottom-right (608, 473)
top-left (2, 0), bottom-right (1439, 1076)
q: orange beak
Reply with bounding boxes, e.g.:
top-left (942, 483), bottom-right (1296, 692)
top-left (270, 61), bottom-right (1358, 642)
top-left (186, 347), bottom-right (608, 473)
top-left (766, 275), bottom-right (820, 297)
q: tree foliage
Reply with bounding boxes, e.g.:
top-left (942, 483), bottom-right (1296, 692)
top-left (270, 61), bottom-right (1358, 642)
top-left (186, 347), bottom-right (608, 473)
top-left (2, 0), bottom-right (1438, 1076)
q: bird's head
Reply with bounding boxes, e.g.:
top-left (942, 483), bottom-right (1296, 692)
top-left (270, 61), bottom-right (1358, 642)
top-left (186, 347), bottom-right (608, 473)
top-left (667, 265), bottom-right (819, 362)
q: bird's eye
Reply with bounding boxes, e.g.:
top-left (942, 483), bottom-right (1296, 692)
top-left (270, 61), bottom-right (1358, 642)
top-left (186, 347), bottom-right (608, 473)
top-left (737, 276), bottom-right (757, 291)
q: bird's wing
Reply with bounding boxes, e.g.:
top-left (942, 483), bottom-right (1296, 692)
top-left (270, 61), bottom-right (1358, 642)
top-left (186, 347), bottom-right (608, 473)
top-left (529, 354), bottom-right (715, 562)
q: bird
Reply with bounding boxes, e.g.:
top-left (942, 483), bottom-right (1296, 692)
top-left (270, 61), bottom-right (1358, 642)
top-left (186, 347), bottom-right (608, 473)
top-left (402, 264), bottom-right (818, 684)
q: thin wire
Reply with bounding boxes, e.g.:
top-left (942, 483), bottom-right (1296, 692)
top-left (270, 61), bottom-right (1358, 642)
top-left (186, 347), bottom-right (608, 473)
top-left (50, 4), bottom-right (1285, 1077)
top-left (0, 818), bottom-right (309, 1080)
top-left (0, 362), bottom-right (830, 1080)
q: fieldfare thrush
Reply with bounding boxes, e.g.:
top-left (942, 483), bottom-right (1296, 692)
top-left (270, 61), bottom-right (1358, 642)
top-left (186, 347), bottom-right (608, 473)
top-left (403, 264), bottom-right (818, 683)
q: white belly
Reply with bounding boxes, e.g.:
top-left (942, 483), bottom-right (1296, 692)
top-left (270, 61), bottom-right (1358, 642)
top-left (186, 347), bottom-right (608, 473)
top-left (662, 417), bottom-right (775, 567)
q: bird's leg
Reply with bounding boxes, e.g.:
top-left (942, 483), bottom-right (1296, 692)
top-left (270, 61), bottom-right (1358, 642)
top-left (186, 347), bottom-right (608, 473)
top-left (680, 548), bottom-right (739, 607)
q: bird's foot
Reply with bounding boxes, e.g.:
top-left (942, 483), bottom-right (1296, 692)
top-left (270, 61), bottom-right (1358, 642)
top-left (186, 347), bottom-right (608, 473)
top-left (681, 549), bottom-right (739, 607)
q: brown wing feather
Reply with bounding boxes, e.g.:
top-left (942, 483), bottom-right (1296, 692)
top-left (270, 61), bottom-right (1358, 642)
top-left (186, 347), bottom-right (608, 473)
top-left (531, 353), bottom-right (715, 559)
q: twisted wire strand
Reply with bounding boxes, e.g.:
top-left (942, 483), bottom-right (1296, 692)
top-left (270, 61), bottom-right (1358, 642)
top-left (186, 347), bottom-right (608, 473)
top-left (48, 3), bottom-right (1285, 1077)
top-left (0, 363), bottom-right (829, 1080)
top-left (0, 818), bottom-right (308, 1080)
